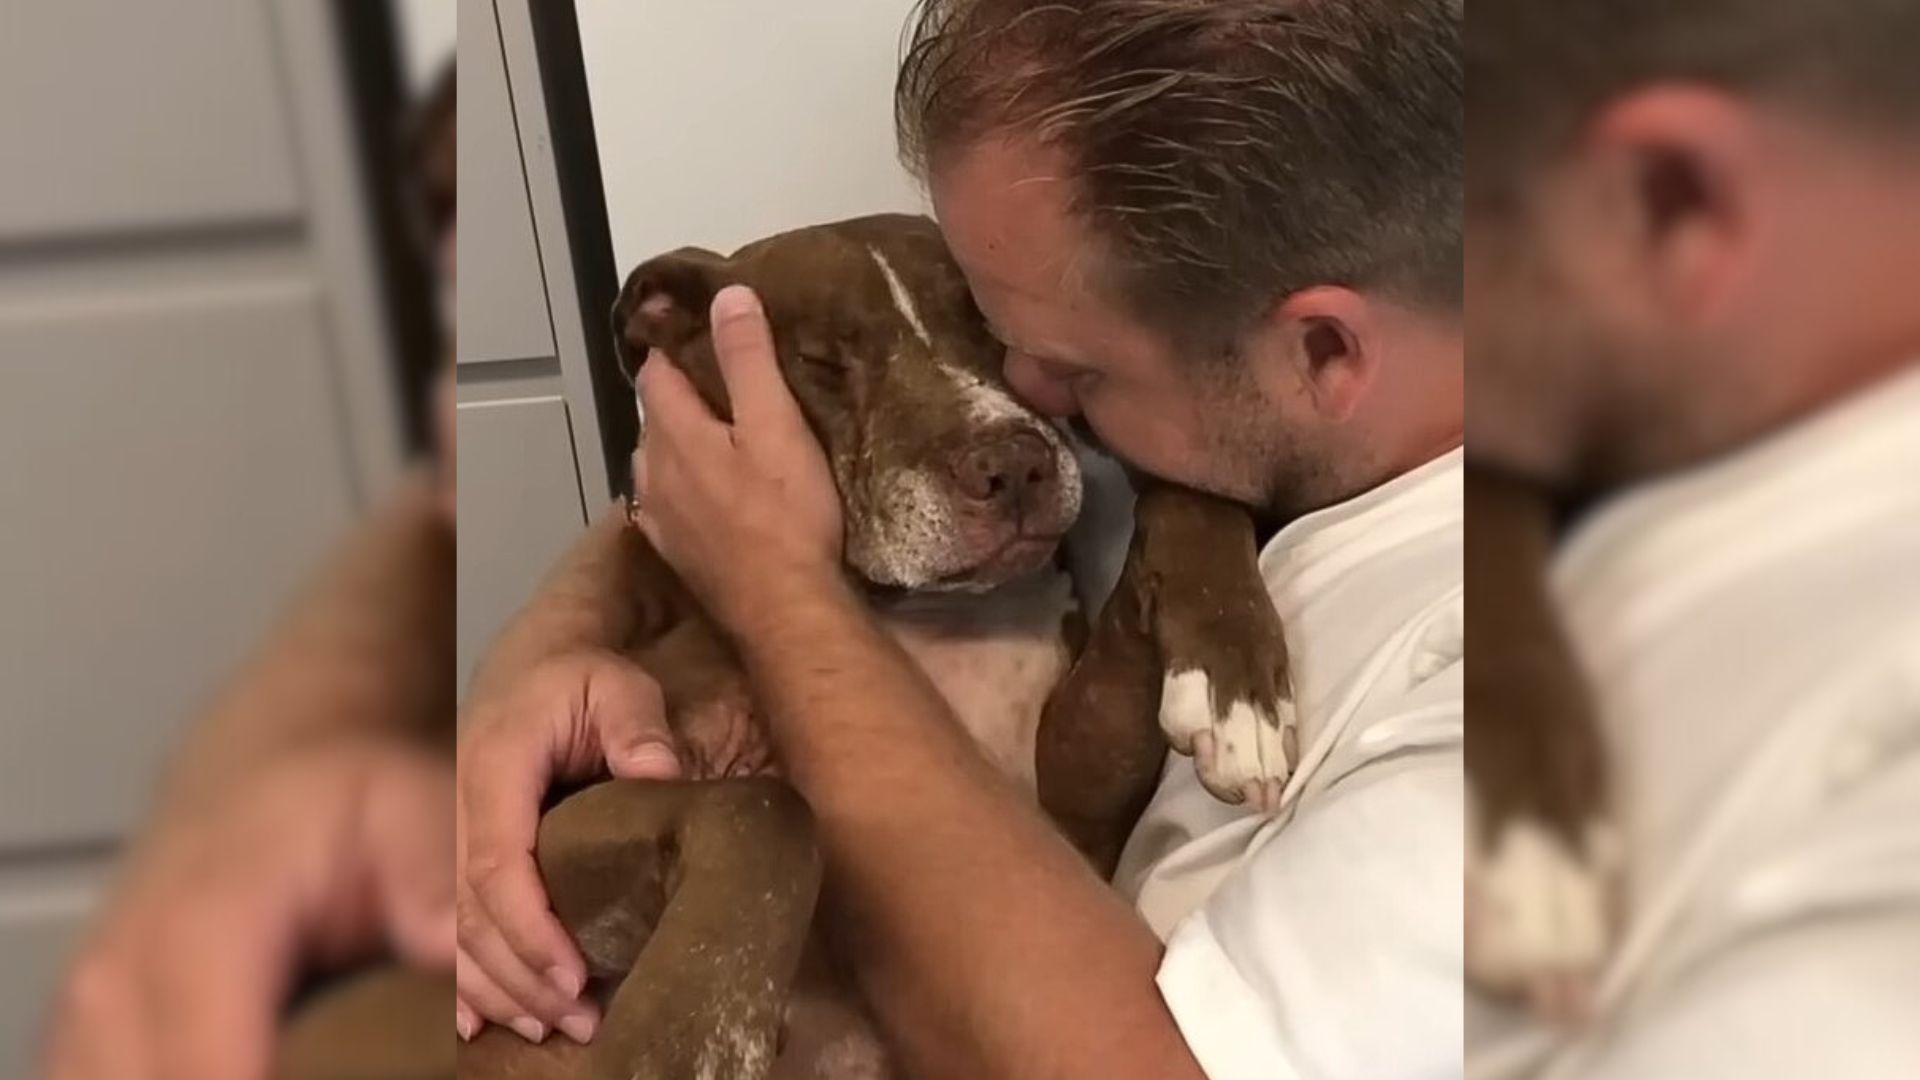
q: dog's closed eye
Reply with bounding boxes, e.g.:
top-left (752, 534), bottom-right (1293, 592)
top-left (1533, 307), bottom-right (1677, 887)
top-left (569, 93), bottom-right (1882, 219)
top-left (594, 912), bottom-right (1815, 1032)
top-left (796, 348), bottom-right (844, 372)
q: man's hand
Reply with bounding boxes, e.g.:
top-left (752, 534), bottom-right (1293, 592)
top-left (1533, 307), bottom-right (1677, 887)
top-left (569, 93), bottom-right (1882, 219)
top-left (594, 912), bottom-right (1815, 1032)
top-left (40, 738), bottom-right (452, 1080)
top-left (454, 651), bottom-right (680, 1045)
top-left (632, 285), bottom-right (844, 633)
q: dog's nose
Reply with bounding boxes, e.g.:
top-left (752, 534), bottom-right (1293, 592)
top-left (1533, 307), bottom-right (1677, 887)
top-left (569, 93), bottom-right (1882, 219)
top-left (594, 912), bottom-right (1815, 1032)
top-left (955, 431), bottom-right (1056, 509)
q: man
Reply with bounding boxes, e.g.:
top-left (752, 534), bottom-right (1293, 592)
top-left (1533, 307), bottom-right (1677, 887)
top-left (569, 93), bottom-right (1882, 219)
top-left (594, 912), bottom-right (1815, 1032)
top-left (39, 66), bottom-right (459, 1080)
top-left (1465, 2), bottom-right (1920, 1076)
top-left (457, 3), bottom-right (1465, 1076)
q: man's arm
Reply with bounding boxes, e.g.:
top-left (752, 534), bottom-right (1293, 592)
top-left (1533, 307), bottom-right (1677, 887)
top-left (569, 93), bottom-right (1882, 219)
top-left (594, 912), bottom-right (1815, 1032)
top-left (734, 573), bottom-right (1208, 1080)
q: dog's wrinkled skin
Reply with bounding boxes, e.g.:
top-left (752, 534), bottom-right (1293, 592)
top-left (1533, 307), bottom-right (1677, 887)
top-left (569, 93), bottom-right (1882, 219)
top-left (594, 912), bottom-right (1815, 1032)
top-left (277, 215), bottom-right (1293, 1080)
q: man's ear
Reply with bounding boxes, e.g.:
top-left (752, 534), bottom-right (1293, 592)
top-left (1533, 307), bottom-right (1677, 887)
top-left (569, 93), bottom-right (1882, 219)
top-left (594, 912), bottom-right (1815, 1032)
top-left (1578, 86), bottom-right (1754, 325)
top-left (1270, 286), bottom-right (1372, 422)
top-left (610, 247), bottom-right (737, 414)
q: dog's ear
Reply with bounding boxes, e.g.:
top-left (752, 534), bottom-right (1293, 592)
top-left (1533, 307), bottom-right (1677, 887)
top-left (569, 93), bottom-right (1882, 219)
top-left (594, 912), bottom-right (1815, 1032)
top-left (611, 247), bottom-right (737, 415)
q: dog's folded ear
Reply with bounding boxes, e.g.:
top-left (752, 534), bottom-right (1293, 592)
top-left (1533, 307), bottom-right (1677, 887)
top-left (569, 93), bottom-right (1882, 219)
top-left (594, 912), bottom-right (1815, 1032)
top-left (611, 247), bottom-right (735, 385)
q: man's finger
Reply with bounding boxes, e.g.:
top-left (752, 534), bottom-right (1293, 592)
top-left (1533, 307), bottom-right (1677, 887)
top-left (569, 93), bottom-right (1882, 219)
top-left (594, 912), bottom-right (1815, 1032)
top-left (41, 938), bottom-right (154, 1080)
top-left (146, 870), bottom-right (293, 1080)
top-left (464, 850), bottom-right (584, 1013)
top-left (455, 946), bottom-right (521, 1035)
top-left (454, 905), bottom-right (594, 1040)
top-left (637, 346), bottom-right (730, 451)
top-left (708, 285), bottom-right (804, 433)
top-left (457, 743), bottom-right (586, 1007)
top-left (584, 660), bottom-right (682, 781)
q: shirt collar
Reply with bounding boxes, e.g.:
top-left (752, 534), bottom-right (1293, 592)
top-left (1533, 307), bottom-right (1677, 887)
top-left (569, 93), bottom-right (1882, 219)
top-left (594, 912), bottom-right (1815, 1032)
top-left (1258, 445), bottom-right (1464, 599)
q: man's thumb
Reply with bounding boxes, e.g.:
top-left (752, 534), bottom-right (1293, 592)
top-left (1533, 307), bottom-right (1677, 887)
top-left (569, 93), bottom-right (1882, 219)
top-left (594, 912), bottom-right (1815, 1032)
top-left (606, 732), bottom-right (681, 781)
top-left (589, 664), bottom-right (682, 781)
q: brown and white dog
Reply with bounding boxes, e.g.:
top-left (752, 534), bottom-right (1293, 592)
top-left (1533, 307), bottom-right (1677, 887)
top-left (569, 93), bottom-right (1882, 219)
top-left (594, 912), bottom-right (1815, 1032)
top-left (277, 214), bottom-right (1292, 1080)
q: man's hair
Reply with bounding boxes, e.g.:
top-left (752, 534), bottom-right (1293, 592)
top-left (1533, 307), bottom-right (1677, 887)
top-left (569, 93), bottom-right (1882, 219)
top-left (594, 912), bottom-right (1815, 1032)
top-left (1470, 0), bottom-right (1920, 207)
top-left (896, 0), bottom-right (1463, 352)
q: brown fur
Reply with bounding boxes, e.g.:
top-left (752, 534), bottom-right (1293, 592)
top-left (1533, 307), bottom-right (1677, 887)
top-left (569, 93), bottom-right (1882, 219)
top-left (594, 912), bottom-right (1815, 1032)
top-left (1464, 467), bottom-right (1607, 848)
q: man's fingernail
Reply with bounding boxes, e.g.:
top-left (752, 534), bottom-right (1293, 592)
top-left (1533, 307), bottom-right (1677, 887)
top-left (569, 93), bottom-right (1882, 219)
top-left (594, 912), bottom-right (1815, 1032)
top-left (623, 742), bottom-right (681, 778)
top-left (546, 965), bottom-right (583, 999)
top-left (559, 1012), bottom-right (597, 1045)
top-left (510, 1016), bottom-right (547, 1043)
top-left (712, 284), bottom-right (759, 320)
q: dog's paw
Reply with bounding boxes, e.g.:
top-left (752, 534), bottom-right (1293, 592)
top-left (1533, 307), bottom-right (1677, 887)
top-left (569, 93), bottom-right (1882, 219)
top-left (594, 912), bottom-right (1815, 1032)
top-left (1466, 816), bottom-right (1619, 1025)
top-left (1160, 667), bottom-right (1298, 813)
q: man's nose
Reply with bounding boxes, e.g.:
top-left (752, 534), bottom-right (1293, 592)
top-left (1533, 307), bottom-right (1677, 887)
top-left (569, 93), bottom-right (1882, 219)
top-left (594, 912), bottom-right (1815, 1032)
top-left (1003, 352), bottom-right (1079, 418)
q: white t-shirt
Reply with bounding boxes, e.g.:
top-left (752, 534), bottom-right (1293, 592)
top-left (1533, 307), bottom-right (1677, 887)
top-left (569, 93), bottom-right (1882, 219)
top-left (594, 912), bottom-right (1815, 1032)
top-left (1466, 366), bottom-right (1920, 1080)
top-left (1112, 447), bottom-right (1466, 1080)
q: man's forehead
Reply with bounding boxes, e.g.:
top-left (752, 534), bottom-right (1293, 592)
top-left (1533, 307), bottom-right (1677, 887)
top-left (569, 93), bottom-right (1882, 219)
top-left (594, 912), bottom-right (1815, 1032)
top-left (930, 140), bottom-right (1089, 300)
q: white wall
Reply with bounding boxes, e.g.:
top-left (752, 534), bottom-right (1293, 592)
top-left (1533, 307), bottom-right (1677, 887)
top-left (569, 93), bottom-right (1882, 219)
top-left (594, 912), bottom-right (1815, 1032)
top-left (396, 0), bottom-right (456, 93)
top-left (577, 0), bottom-right (926, 275)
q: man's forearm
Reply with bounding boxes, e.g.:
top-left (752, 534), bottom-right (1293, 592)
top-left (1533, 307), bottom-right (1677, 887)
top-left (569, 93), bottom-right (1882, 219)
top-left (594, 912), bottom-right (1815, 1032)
top-left (735, 577), bottom-right (1204, 1080)
top-left (153, 472), bottom-right (454, 826)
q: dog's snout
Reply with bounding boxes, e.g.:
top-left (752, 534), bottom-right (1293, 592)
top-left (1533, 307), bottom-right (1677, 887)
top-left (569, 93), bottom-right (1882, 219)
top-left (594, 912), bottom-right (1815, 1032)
top-left (954, 431), bottom-right (1057, 508)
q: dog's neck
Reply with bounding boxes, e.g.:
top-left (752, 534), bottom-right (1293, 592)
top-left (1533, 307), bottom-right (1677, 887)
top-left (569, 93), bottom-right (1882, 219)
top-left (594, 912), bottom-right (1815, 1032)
top-left (860, 564), bottom-right (1073, 627)
top-left (856, 565), bottom-right (1078, 789)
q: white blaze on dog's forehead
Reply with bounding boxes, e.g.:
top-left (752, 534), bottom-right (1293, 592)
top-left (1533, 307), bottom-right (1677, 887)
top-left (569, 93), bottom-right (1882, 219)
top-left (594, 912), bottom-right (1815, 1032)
top-left (867, 245), bottom-right (932, 348)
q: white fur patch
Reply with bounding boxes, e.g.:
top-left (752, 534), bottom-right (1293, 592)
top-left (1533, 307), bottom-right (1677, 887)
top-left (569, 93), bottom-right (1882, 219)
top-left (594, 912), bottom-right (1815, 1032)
top-left (694, 1017), bottom-right (775, 1080)
top-left (1466, 816), bottom-right (1616, 1019)
top-left (868, 246), bottom-right (932, 348)
top-left (815, 1033), bottom-right (891, 1079)
top-left (881, 573), bottom-right (1076, 791)
top-left (854, 466), bottom-right (959, 588)
top-left (1158, 669), bottom-right (1214, 753)
top-left (1159, 668), bottom-right (1296, 813)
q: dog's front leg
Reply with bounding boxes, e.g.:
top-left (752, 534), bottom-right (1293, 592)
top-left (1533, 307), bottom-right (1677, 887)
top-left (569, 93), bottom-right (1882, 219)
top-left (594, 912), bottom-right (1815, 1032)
top-left (532, 778), bottom-right (822, 1080)
top-left (1464, 465), bottom-right (1615, 1022)
top-left (1038, 480), bottom-right (1293, 871)
top-left (1037, 524), bottom-right (1171, 876)
top-left (1136, 482), bottom-right (1296, 813)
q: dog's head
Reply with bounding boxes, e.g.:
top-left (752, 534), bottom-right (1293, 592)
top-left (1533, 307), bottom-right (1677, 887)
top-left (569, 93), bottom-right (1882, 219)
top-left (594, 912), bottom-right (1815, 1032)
top-left (614, 214), bottom-right (1082, 592)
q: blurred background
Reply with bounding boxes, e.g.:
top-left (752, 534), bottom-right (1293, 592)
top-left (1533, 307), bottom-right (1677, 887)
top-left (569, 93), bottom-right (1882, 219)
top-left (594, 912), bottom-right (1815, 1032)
top-left (0, 1), bottom-right (451, 1070)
